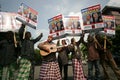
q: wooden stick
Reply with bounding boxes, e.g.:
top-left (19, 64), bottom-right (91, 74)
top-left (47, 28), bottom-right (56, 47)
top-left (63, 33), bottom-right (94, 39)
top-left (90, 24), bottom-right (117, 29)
top-left (93, 35), bottom-right (102, 49)
top-left (23, 26), bottom-right (26, 39)
top-left (14, 32), bottom-right (17, 47)
top-left (104, 35), bottom-right (107, 52)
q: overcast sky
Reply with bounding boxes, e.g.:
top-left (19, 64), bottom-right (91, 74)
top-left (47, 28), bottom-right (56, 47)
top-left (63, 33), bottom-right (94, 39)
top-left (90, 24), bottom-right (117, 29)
top-left (1, 0), bottom-right (120, 48)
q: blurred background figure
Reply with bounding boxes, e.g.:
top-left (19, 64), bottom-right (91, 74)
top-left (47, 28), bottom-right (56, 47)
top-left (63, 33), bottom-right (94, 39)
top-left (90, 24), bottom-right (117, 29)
top-left (0, 31), bottom-right (19, 80)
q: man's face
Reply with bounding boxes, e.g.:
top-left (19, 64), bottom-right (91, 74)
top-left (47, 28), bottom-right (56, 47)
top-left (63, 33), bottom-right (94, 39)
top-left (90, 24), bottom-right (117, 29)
top-left (86, 15), bottom-right (91, 20)
top-left (93, 13), bottom-right (98, 18)
top-left (47, 36), bottom-right (53, 42)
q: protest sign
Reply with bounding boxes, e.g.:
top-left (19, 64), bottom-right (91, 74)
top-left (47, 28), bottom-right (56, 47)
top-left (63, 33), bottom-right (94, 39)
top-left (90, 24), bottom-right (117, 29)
top-left (0, 12), bottom-right (21, 32)
top-left (48, 14), bottom-right (65, 39)
top-left (102, 15), bottom-right (115, 35)
top-left (48, 14), bottom-right (82, 39)
top-left (16, 3), bottom-right (38, 29)
top-left (63, 15), bottom-right (82, 36)
top-left (81, 4), bottom-right (104, 33)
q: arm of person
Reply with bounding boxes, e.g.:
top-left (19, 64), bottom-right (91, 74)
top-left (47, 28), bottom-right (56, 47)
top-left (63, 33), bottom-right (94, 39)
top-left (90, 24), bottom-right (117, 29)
top-left (81, 33), bottom-right (87, 46)
top-left (33, 33), bottom-right (43, 43)
top-left (19, 24), bottom-right (26, 41)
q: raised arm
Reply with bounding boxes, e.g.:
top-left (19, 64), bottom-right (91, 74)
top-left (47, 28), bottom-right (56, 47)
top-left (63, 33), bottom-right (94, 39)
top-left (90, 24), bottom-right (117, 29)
top-left (33, 33), bottom-right (43, 43)
top-left (76, 35), bottom-right (82, 46)
top-left (19, 24), bottom-right (26, 41)
top-left (81, 33), bottom-right (87, 46)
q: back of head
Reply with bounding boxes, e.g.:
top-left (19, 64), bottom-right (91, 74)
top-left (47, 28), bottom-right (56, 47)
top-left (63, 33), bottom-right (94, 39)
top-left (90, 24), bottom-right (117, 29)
top-left (25, 31), bottom-right (31, 40)
top-left (71, 38), bottom-right (75, 44)
top-left (87, 34), bottom-right (94, 42)
top-left (6, 31), bottom-right (14, 40)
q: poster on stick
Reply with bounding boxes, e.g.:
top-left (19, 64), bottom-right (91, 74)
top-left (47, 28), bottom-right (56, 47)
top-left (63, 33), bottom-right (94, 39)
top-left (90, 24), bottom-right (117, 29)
top-left (102, 15), bottom-right (115, 35)
top-left (16, 3), bottom-right (38, 29)
top-left (63, 15), bottom-right (82, 36)
top-left (48, 14), bottom-right (65, 39)
top-left (81, 4), bottom-right (104, 33)
top-left (0, 12), bottom-right (21, 32)
top-left (48, 14), bottom-right (82, 39)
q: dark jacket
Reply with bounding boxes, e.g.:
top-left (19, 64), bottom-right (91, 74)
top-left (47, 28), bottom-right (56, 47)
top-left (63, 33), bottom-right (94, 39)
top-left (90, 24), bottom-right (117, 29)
top-left (58, 46), bottom-right (70, 65)
top-left (82, 38), bottom-right (99, 61)
top-left (68, 38), bottom-right (82, 60)
top-left (0, 40), bottom-right (17, 66)
top-left (19, 25), bottom-right (42, 61)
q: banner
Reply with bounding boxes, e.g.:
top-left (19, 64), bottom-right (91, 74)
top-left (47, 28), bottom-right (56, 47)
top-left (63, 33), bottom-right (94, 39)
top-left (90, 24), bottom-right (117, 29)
top-left (0, 12), bottom-right (21, 32)
top-left (81, 4), bottom-right (104, 32)
top-left (63, 15), bottom-right (82, 36)
top-left (16, 3), bottom-right (38, 29)
top-left (102, 15), bottom-right (115, 35)
top-left (48, 14), bottom-right (65, 39)
top-left (48, 14), bottom-right (82, 39)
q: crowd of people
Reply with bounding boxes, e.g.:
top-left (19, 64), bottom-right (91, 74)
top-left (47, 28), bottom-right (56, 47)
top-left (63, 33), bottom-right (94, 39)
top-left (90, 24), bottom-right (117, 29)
top-left (0, 24), bottom-right (43, 80)
top-left (0, 23), bottom-right (120, 80)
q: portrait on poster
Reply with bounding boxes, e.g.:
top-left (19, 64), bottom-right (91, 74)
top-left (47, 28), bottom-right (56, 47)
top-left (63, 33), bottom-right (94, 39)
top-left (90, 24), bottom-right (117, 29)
top-left (102, 15), bottom-right (115, 35)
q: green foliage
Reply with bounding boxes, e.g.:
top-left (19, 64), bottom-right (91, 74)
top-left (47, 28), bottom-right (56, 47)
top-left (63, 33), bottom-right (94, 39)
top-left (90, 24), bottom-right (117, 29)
top-left (34, 49), bottom-right (42, 65)
top-left (80, 43), bottom-right (88, 60)
top-left (111, 28), bottom-right (120, 54)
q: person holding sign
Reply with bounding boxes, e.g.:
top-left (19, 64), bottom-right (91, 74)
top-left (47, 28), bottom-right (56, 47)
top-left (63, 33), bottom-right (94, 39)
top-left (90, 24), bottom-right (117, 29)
top-left (16, 24), bottom-right (43, 80)
top-left (95, 34), bottom-right (120, 80)
top-left (38, 35), bottom-right (62, 80)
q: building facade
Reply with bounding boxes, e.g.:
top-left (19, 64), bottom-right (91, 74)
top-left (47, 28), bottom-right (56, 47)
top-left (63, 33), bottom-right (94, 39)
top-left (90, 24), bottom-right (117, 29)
top-left (102, 6), bottom-right (120, 27)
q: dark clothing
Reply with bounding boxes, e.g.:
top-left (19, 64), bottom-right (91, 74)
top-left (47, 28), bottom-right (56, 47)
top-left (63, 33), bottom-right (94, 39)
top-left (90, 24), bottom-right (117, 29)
top-left (18, 25), bottom-right (42, 80)
top-left (68, 38), bottom-right (82, 60)
top-left (88, 60), bottom-right (100, 80)
top-left (87, 42), bottom-right (99, 61)
top-left (96, 37), bottom-right (120, 80)
top-left (58, 62), bottom-right (68, 80)
top-left (39, 41), bottom-right (57, 62)
top-left (81, 36), bottom-right (100, 80)
top-left (0, 38), bottom-right (18, 80)
top-left (0, 40), bottom-right (17, 66)
top-left (82, 41), bottom-right (99, 61)
top-left (42, 53), bottom-right (56, 62)
top-left (19, 26), bottom-right (42, 61)
top-left (58, 46), bottom-right (69, 66)
top-left (58, 46), bottom-right (70, 80)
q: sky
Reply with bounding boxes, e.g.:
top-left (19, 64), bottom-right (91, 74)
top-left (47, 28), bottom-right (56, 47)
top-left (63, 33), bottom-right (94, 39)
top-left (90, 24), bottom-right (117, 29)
top-left (1, 0), bottom-right (120, 48)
